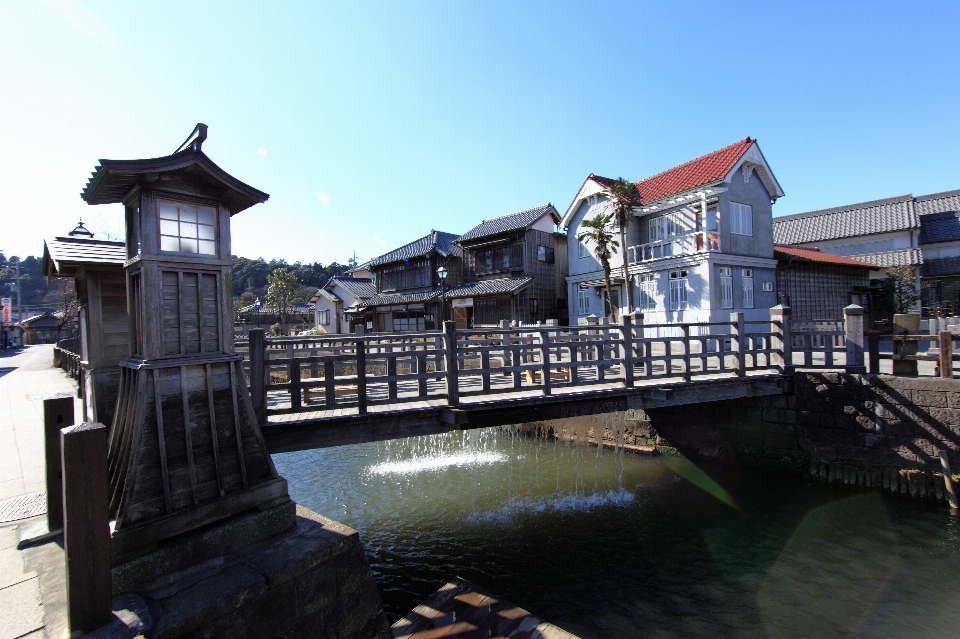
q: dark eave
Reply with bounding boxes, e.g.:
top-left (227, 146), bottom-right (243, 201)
top-left (81, 149), bottom-right (269, 214)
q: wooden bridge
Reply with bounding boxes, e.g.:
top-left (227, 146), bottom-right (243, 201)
top-left (237, 313), bottom-right (804, 453)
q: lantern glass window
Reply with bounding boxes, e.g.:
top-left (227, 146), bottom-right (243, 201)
top-left (159, 200), bottom-right (217, 255)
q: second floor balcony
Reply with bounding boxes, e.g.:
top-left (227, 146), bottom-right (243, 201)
top-left (627, 230), bottom-right (720, 264)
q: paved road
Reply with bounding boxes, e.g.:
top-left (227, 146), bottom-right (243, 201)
top-left (0, 345), bottom-right (82, 501)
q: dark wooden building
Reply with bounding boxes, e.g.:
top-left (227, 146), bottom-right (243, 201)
top-left (18, 312), bottom-right (69, 345)
top-left (774, 244), bottom-right (876, 322)
top-left (42, 224), bottom-right (127, 425)
top-left (359, 230), bottom-right (462, 332)
top-left (449, 204), bottom-right (565, 328)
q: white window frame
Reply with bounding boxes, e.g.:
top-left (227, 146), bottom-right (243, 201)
top-left (637, 274), bottom-right (656, 311)
top-left (669, 270), bottom-right (688, 311)
top-left (578, 239), bottom-right (589, 259)
top-left (318, 309), bottom-right (330, 325)
top-left (719, 267), bottom-right (733, 309)
top-left (762, 281), bottom-right (774, 292)
top-left (742, 268), bottom-right (754, 309)
top-left (577, 288), bottom-right (591, 315)
top-left (648, 213), bottom-right (681, 242)
top-left (729, 202), bottom-right (753, 237)
top-left (159, 199), bottom-right (218, 255)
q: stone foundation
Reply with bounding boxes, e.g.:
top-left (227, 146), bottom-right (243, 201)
top-left (519, 373), bottom-right (960, 504)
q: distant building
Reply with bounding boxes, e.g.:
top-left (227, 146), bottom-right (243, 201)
top-left (19, 312), bottom-right (69, 345)
top-left (448, 204), bottom-right (565, 328)
top-left (237, 300), bottom-right (314, 333)
top-left (307, 275), bottom-right (376, 334)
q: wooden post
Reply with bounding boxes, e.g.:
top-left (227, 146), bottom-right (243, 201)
top-left (939, 330), bottom-right (954, 378)
top-left (324, 360), bottom-right (336, 407)
top-left (387, 353), bottom-right (398, 399)
top-left (769, 305), bottom-right (793, 373)
top-left (731, 312), bottom-right (746, 377)
top-left (61, 422), bottom-right (112, 634)
top-left (248, 329), bottom-right (267, 424)
top-left (356, 339), bottom-right (367, 414)
top-left (44, 393), bottom-right (74, 532)
top-left (443, 321), bottom-right (459, 406)
top-left (288, 358), bottom-right (301, 412)
top-left (621, 315), bottom-right (635, 388)
top-left (867, 331), bottom-right (880, 374)
top-left (499, 320), bottom-right (512, 375)
top-left (540, 329), bottom-right (552, 396)
top-left (681, 324), bottom-right (691, 382)
top-left (844, 304), bottom-right (866, 374)
top-left (941, 449), bottom-right (959, 514)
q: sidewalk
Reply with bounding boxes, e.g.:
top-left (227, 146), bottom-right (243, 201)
top-left (0, 345), bottom-right (83, 502)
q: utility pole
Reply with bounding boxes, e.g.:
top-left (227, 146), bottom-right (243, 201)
top-left (15, 257), bottom-right (21, 325)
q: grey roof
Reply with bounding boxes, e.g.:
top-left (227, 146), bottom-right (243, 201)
top-left (772, 194), bottom-right (916, 244)
top-left (360, 291), bottom-right (439, 308)
top-left (447, 277), bottom-right (532, 299)
top-left (915, 189), bottom-right (960, 216)
top-left (326, 276), bottom-right (376, 299)
top-left (42, 236), bottom-right (126, 276)
top-left (848, 248), bottom-right (922, 268)
top-left (923, 257), bottom-right (960, 277)
top-left (919, 211), bottom-right (960, 244)
top-left (368, 231), bottom-right (462, 267)
top-left (458, 204), bottom-right (559, 243)
top-left (238, 301), bottom-right (314, 314)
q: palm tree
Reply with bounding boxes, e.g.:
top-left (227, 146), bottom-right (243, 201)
top-left (577, 211), bottom-right (620, 322)
top-left (601, 178), bottom-right (639, 314)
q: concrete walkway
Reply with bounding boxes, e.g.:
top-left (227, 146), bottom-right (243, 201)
top-left (0, 345), bottom-right (83, 502)
top-left (0, 345), bottom-right (85, 639)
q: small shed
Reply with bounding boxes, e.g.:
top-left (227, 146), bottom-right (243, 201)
top-left (42, 223), bottom-right (128, 425)
top-left (774, 244), bottom-right (877, 322)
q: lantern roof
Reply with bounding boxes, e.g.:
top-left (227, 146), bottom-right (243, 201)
top-left (80, 124), bottom-right (269, 214)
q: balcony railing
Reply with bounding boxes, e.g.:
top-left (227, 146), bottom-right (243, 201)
top-left (627, 231), bottom-right (720, 264)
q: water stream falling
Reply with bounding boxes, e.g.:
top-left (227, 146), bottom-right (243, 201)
top-left (274, 425), bottom-right (960, 638)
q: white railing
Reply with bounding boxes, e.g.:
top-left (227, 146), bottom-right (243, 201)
top-left (627, 231), bottom-right (720, 264)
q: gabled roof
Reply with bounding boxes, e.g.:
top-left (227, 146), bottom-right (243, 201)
top-left (915, 189), bottom-right (960, 216)
top-left (772, 194), bottom-right (916, 245)
top-left (42, 236), bottom-right (126, 277)
top-left (850, 248), bottom-right (922, 268)
top-left (326, 276), bottom-right (376, 299)
top-left (447, 277), bottom-right (532, 299)
top-left (458, 204), bottom-right (560, 243)
top-left (368, 230), bottom-right (462, 267)
top-left (238, 301), bottom-right (314, 314)
top-left (773, 245), bottom-right (876, 268)
top-left (20, 312), bottom-right (60, 326)
top-left (81, 125), bottom-right (269, 214)
top-left (919, 210), bottom-right (960, 244)
top-left (561, 138), bottom-right (782, 228)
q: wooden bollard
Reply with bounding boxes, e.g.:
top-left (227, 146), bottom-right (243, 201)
top-left (62, 422), bottom-right (112, 634)
top-left (44, 393), bottom-right (74, 532)
top-left (940, 450), bottom-right (959, 515)
top-left (939, 331), bottom-right (954, 378)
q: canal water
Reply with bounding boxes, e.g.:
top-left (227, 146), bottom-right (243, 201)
top-left (273, 428), bottom-right (960, 638)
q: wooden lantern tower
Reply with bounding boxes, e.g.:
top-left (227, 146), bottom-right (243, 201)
top-left (81, 125), bottom-right (289, 562)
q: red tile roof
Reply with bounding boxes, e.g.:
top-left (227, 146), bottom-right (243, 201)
top-left (774, 244), bottom-right (876, 268)
top-left (635, 137), bottom-right (755, 204)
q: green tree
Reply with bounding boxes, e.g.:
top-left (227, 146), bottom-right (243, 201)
top-left (601, 178), bottom-right (639, 314)
top-left (266, 268), bottom-right (301, 336)
top-left (577, 212), bottom-right (620, 322)
top-left (886, 265), bottom-right (920, 314)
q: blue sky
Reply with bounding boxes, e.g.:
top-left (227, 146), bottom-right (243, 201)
top-left (1, 0), bottom-right (958, 265)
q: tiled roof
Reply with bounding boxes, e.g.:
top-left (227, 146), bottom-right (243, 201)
top-left (327, 276), bottom-right (376, 299)
top-left (773, 245), bottom-right (875, 268)
top-left (919, 211), bottom-right (960, 244)
top-left (923, 257), bottom-right (960, 277)
top-left (238, 301), bottom-right (314, 314)
top-left (20, 312), bottom-right (59, 326)
top-left (635, 137), bottom-right (755, 204)
top-left (847, 248), bottom-right (922, 268)
top-left (458, 205), bottom-right (559, 243)
top-left (368, 231), bottom-right (462, 267)
top-left (447, 277), bottom-right (532, 299)
top-left (772, 194), bottom-right (916, 244)
top-left (915, 189), bottom-right (960, 216)
top-left (43, 236), bottom-right (126, 276)
top-left (360, 291), bottom-right (439, 308)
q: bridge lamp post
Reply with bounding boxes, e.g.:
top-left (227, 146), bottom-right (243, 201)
top-left (437, 265), bottom-right (448, 323)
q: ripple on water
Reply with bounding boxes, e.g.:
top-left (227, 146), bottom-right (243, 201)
top-left (466, 489), bottom-right (637, 525)
top-left (366, 451), bottom-right (508, 476)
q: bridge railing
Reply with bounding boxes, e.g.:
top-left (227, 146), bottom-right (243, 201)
top-left (241, 310), bottom-right (794, 420)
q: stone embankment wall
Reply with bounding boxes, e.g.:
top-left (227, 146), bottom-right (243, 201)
top-left (523, 373), bottom-right (960, 504)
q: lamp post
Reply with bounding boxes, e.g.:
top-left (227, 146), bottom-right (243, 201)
top-left (437, 265), bottom-right (448, 324)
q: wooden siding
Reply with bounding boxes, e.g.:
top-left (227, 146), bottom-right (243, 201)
top-left (776, 263), bottom-right (869, 322)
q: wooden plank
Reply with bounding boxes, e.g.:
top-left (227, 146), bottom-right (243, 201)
top-left (228, 362), bottom-right (248, 488)
top-left (205, 363), bottom-right (224, 496)
top-left (152, 369), bottom-right (172, 514)
top-left (179, 366), bottom-right (199, 505)
top-left (357, 340), bottom-right (367, 414)
top-left (44, 393), bottom-right (74, 531)
top-left (61, 422), bottom-right (112, 634)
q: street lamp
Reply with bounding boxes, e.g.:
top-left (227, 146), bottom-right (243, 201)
top-left (436, 265), bottom-right (448, 324)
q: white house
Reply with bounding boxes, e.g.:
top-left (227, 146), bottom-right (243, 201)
top-left (563, 137), bottom-right (784, 325)
top-left (307, 275), bottom-right (376, 334)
